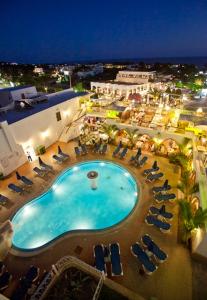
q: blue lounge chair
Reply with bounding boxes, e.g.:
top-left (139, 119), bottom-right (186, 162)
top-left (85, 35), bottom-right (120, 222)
top-left (119, 147), bottom-right (128, 159)
top-left (109, 243), bottom-right (123, 276)
top-left (58, 146), bottom-right (70, 160)
top-left (25, 265), bottom-right (39, 282)
top-left (112, 145), bottom-right (121, 157)
top-left (146, 172), bottom-right (163, 182)
top-left (94, 244), bottom-right (106, 274)
top-left (100, 144), bottom-right (107, 155)
top-left (141, 234), bottom-right (168, 263)
top-left (131, 243), bottom-right (157, 275)
top-left (8, 183), bottom-right (24, 194)
top-left (81, 144), bottom-right (88, 155)
top-left (129, 148), bottom-right (141, 163)
top-left (33, 167), bottom-right (47, 177)
top-left (0, 271), bottom-right (12, 291)
top-left (38, 157), bottom-right (53, 172)
top-left (135, 156), bottom-right (148, 167)
top-left (0, 194), bottom-right (8, 206)
top-left (52, 154), bottom-right (64, 164)
top-left (74, 146), bottom-right (81, 156)
top-left (149, 205), bottom-right (173, 220)
top-left (154, 192), bottom-right (176, 203)
top-left (152, 179), bottom-right (171, 193)
top-left (143, 161), bottom-right (159, 176)
top-left (145, 215), bottom-right (171, 232)
top-left (93, 143), bottom-right (101, 153)
top-left (16, 172), bottom-right (33, 186)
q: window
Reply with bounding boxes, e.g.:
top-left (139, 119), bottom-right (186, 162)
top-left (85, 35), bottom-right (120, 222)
top-left (56, 111), bottom-right (61, 122)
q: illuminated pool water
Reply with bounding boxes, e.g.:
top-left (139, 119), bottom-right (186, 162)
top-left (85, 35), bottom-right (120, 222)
top-left (12, 161), bottom-right (138, 251)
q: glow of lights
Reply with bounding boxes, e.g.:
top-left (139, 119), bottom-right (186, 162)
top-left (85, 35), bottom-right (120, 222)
top-left (41, 129), bottom-right (50, 139)
top-left (73, 166), bottom-right (79, 171)
top-left (197, 107), bottom-right (203, 114)
top-left (134, 192), bottom-right (138, 196)
top-left (73, 220), bottom-right (92, 230)
top-left (22, 205), bottom-right (35, 218)
top-left (52, 184), bottom-right (62, 194)
top-left (28, 236), bottom-right (50, 249)
top-left (124, 172), bottom-right (130, 177)
top-left (100, 162), bottom-right (105, 166)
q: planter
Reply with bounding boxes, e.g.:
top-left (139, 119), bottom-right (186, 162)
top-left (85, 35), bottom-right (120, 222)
top-left (0, 172), bottom-right (4, 180)
top-left (35, 145), bottom-right (46, 155)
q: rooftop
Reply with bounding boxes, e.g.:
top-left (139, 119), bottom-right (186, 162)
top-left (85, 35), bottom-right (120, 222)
top-left (0, 89), bottom-right (87, 124)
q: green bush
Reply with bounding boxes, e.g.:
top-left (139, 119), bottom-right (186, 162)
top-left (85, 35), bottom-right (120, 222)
top-left (0, 172), bottom-right (4, 180)
top-left (36, 145), bottom-right (46, 155)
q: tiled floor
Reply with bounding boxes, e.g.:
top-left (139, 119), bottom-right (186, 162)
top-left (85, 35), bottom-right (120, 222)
top-left (0, 142), bottom-right (193, 300)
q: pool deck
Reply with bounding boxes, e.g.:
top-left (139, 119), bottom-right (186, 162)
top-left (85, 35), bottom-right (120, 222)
top-left (0, 142), bottom-right (194, 300)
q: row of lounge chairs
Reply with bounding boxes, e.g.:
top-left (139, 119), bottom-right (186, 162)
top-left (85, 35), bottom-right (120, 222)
top-left (145, 214), bottom-right (171, 232)
top-left (112, 145), bottom-right (128, 159)
top-left (149, 205), bottom-right (173, 220)
top-left (93, 243), bottom-right (123, 276)
top-left (131, 234), bottom-right (168, 275)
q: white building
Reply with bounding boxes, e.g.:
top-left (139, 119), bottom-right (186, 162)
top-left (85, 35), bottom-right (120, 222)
top-left (91, 81), bottom-right (151, 98)
top-left (77, 64), bottom-right (103, 78)
top-left (33, 67), bottom-right (44, 75)
top-left (116, 70), bottom-right (156, 84)
top-left (0, 88), bottom-right (88, 176)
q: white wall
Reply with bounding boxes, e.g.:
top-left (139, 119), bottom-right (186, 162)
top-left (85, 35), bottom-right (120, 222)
top-left (9, 97), bottom-right (80, 151)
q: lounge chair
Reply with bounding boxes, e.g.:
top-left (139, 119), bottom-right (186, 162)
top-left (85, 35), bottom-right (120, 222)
top-left (0, 271), bottom-right (12, 291)
top-left (119, 147), bottom-right (128, 159)
top-left (93, 143), bottom-right (101, 153)
top-left (146, 172), bottom-right (163, 182)
top-left (145, 215), bottom-right (171, 232)
top-left (112, 145), bottom-right (121, 157)
top-left (129, 148), bottom-right (142, 163)
top-left (0, 194), bottom-right (8, 206)
top-left (81, 144), bottom-right (88, 155)
top-left (0, 262), bottom-right (5, 276)
top-left (135, 156), bottom-right (148, 167)
top-left (100, 144), bottom-right (107, 155)
top-left (52, 154), bottom-right (64, 164)
top-left (74, 146), bottom-right (81, 156)
top-left (33, 167), bottom-right (47, 177)
top-left (38, 157), bottom-right (53, 172)
top-left (109, 243), bottom-right (123, 276)
top-left (131, 243), bottom-right (157, 275)
top-left (93, 244), bottom-right (106, 274)
top-left (143, 161), bottom-right (159, 176)
top-left (152, 179), bottom-right (171, 193)
top-left (16, 172), bottom-right (33, 186)
top-left (141, 234), bottom-right (168, 263)
top-left (58, 146), bottom-right (70, 160)
top-left (154, 192), bottom-right (176, 203)
top-left (149, 205), bottom-right (173, 220)
top-left (8, 183), bottom-right (24, 194)
top-left (25, 265), bottom-right (40, 282)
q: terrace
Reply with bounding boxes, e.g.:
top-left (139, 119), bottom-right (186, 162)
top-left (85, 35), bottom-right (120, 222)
top-left (0, 136), bottom-right (202, 300)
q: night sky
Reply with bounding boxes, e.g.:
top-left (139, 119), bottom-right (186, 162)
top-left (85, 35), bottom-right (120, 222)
top-left (1, 0), bottom-right (207, 63)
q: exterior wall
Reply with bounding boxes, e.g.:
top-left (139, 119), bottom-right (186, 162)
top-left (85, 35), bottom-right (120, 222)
top-left (0, 122), bottom-right (27, 176)
top-left (91, 81), bottom-right (150, 97)
top-left (116, 71), bottom-right (155, 84)
top-left (9, 97), bottom-right (80, 151)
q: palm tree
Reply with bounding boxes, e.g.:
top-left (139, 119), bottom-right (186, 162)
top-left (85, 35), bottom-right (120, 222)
top-left (125, 129), bottom-right (138, 148)
top-left (178, 200), bottom-right (207, 244)
top-left (177, 171), bottom-right (199, 202)
top-left (101, 124), bottom-right (118, 143)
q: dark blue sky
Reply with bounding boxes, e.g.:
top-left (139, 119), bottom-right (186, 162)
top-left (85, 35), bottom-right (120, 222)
top-left (1, 0), bottom-right (207, 63)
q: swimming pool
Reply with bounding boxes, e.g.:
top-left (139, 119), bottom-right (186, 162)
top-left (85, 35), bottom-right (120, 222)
top-left (12, 161), bottom-right (138, 251)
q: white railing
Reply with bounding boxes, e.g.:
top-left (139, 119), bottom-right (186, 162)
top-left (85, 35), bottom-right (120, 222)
top-left (31, 256), bottom-right (104, 300)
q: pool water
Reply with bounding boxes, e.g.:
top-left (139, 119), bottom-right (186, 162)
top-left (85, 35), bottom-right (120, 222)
top-left (12, 161), bottom-right (138, 250)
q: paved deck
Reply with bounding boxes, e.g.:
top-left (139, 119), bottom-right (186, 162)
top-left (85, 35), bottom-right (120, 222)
top-left (0, 142), bottom-right (193, 300)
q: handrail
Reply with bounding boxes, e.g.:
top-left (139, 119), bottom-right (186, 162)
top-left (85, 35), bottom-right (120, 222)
top-left (31, 256), bottom-right (104, 300)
